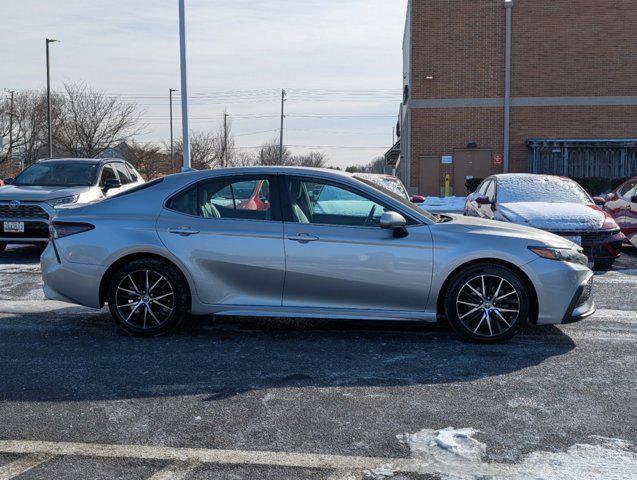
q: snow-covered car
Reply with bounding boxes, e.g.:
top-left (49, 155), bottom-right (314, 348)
top-left (0, 158), bottom-right (144, 253)
top-left (603, 177), bottom-right (637, 248)
top-left (464, 174), bottom-right (624, 270)
top-left (353, 173), bottom-right (424, 204)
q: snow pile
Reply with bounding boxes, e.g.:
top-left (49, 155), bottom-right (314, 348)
top-left (364, 464), bottom-right (396, 479)
top-left (497, 201), bottom-right (604, 231)
top-left (396, 427), bottom-right (636, 480)
top-left (398, 427), bottom-right (485, 463)
top-left (496, 174), bottom-right (592, 204)
top-left (418, 196), bottom-right (467, 213)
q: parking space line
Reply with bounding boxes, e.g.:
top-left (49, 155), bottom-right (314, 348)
top-left (0, 454), bottom-right (53, 480)
top-left (146, 461), bottom-right (201, 480)
top-left (0, 440), bottom-right (422, 473)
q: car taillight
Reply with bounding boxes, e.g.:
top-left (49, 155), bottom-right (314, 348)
top-left (50, 221), bottom-right (95, 239)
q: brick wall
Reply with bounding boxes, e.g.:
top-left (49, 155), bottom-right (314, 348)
top-left (405, 0), bottom-right (637, 191)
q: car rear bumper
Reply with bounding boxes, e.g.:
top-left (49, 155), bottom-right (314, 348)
top-left (41, 242), bottom-right (104, 309)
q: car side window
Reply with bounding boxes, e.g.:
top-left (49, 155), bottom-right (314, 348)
top-left (167, 177), bottom-right (273, 221)
top-left (484, 181), bottom-right (496, 201)
top-left (476, 181), bottom-right (489, 196)
top-left (125, 163), bottom-right (140, 182)
top-left (99, 164), bottom-right (118, 187)
top-left (113, 163), bottom-right (133, 184)
top-left (287, 178), bottom-right (389, 227)
top-left (619, 181), bottom-right (637, 199)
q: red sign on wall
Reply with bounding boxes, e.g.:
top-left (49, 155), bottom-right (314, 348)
top-left (493, 154), bottom-right (503, 165)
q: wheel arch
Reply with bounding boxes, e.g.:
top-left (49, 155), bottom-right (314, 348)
top-left (99, 252), bottom-right (192, 310)
top-left (436, 258), bottom-right (539, 324)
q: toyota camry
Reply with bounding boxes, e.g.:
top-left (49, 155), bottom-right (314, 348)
top-left (41, 167), bottom-right (595, 343)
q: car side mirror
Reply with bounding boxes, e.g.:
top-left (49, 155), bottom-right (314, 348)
top-left (606, 192), bottom-right (618, 201)
top-left (411, 195), bottom-right (425, 203)
top-left (4, 178), bottom-right (13, 184)
top-left (380, 211), bottom-right (408, 238)
top-left (592, 196), bottom-right (606, 206)
top-left (475, 195), bottom-right (492, 205)
top-left (103, 178), bottom-right (122, 192)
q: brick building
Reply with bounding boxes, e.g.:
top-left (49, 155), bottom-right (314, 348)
top-left (389, 0), bottom-right (637, 196)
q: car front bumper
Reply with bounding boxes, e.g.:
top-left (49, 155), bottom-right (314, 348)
top-left (0, 201), bottom-right (53, 245)
top-left (561, 274), bottom-right (596, 324)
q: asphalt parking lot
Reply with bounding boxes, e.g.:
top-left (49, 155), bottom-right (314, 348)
top-left (0, 245), bottom-right (635, 479)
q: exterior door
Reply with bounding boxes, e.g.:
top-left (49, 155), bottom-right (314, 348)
top-left (453, 149), bottom-right (493, 196)
top-left (156, 175), bottom-right (285, 306)
top-left (281, 176), bottom-right (433, 312)
top-left (418, 156), bottom-right (441, 196)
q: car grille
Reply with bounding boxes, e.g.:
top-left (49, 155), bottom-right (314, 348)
top-left (552, 229), bottom-right (620, 244)
top-left (0, 204), bottom-right (49, 219)
top-left (576, 276), bottom-right (594, 307)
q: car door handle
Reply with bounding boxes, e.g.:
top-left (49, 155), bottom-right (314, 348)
top-left (168, 226), bottom-right (200, 236)
top-left (287, 234), bottom-right (319, 243)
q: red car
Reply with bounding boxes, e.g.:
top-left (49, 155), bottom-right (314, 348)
top-left (603, 177), bottom-right (637, 248)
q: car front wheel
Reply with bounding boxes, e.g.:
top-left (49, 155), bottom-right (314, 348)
top-left (444, 264), bottom-right (530, 343)
top-left (107, 258), bottom-right (189, 336)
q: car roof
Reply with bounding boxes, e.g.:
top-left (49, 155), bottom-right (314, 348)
top-left (163, 166), bottom-right (356, 182)
top-left (36, 157), bottom-right (126, 165)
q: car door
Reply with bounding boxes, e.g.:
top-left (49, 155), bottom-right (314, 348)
top-left (480, 179), bottom-right (496, 219)
top-left (112, 162), bottom-right (138, 194)
top-left (280, 175), bottom-right (433, 312)
top-left (156, 174), bottom-right (285, 306)
top-left (98, 163), bottom-right (124, 197)
top-left (466, 179), bottom-right (489, 217)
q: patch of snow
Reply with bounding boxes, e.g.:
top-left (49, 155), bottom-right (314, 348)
top-left (398, 427), bottom-right (485, 464)
top-left (364, 464), bottom-right (396, 479)
top-left (496, 174), bottom-right (592, 204)
top-left (397, 427), bottom-right (637, 480)
top-left (418, 196), bottom-right (467, 213)
top-left (497, 201), bottom-right (604, 231)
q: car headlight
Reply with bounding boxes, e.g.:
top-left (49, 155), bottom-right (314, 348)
top-left (528, 246), bottom-right (588, 267)
top-left (47, 195), bottom-right (79, 208)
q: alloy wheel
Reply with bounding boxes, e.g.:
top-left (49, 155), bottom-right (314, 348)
top-left (115, 269), bottom-right (175, 330)
top-left (455, 274), bottom-right (521, 338)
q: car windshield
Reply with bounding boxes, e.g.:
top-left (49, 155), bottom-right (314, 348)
top-left (354, 176), bottom-right (438, 222)
top-left (497, 176), bottom-right (593, 204)
top-left (13, 162), bottom-right (99, 187)
top-left (353, 174), bottom-right (410, 201)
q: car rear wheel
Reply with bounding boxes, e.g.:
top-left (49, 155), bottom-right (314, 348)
top-left (107, 258), bottom-right (189, 336)
top-left (444, 264), bottom-right (530, 343)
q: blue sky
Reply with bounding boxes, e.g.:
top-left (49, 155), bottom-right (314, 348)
top-left (1, 0), bottom-right (407, 167)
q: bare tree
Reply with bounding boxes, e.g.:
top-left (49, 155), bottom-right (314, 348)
top-left (174, 131), bottom-right (219, 170)
top-left (54, 83), bottom-right (142, 158)
top-left (257, 138), bottom-right (293, 166)
top-left (346, 156), bottom-right (386, 174)
top-left (229, 150), bottom-right (257, 167)
top-left (124, 141), bottom-right (180, 180)
top-left (293, 151), bottom-right (327, 168)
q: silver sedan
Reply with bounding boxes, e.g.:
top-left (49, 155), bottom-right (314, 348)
top-left (41, 167), bottom-right (595, 343)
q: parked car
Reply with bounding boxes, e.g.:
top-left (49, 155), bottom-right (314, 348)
top-left (353, 173), bottom-right (425, 204)
top-left (0, 158), bottom-right (144, 252)
top-left (42, 167), bottom-right (595, 343)
top-left (464, 174), bottom-right (624, 270)
top-left (603, 177), bottom-right (637, 248)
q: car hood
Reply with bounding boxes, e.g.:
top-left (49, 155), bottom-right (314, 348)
top-left (443, 213), bottom-right (576, 248)
top-left (496, 202), bottom-right (604, 232)
top-left (0, 185), bottom-right (92, 202)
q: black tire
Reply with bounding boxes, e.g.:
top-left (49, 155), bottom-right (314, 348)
top-left (444, 264), bottom-right (530, 343)
top-left (593, 258), bottom-right (614, 271)
top-left (107, 258), bottom-right (189, 336)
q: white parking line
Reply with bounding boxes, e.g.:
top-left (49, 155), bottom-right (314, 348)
top-left (0, 454), bottom-right (52, 480)
top-left (0, 440), bottom-right (422, 474)
top-left (147, 461), bottom-right (201, 480)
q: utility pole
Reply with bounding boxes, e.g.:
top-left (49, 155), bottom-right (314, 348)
top-left (392, 126), bottom-right (395, 145)
top-left (178, 0), bottom-right (191, 171)
top-left (223, 111), bottom-right (228, 168)
top-left (46, 38), bottom-right (60, 159)
top-left (169, 88), bottom-right (177, 163)
top-left (279, 89), bottom-right (286, 165)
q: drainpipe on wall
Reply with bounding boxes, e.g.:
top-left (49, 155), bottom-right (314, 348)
top-left (503, 0), bottom-right (514, 173)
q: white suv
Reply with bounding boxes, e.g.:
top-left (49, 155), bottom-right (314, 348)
top-left (0, 158), bottom-right (144, 252)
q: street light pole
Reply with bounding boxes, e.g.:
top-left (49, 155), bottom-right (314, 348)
top-left (169, 89), bottom-right (177, 163)
top-left (46, 38), bottom-right (59, 159)
top-left (178, 0), bottom-right (191, 171)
